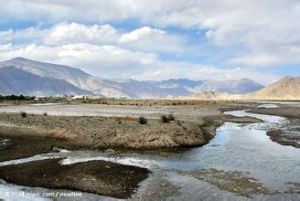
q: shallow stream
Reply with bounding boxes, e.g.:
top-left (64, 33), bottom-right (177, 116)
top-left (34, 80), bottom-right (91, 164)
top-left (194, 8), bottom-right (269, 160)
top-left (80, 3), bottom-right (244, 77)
top-left (0, 104), bottom-right (299, 201)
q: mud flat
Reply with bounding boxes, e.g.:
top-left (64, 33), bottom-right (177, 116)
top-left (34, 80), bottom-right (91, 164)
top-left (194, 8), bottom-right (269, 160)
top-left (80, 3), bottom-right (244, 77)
top-left (0, 134), bottom-right (83, 162)
top-left (267, 129), bottom-right (300, 148)
top-left (249, 107), bottom-right (300, 148)
top-left (0, 158), bottom-right (149, 199)
top-left (249, 107), bottom-right (300, 119)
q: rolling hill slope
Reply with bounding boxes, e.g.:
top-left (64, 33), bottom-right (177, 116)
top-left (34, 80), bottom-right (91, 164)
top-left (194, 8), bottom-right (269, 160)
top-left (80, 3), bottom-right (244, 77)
top-left (0, 57), bottom-right (265, 98)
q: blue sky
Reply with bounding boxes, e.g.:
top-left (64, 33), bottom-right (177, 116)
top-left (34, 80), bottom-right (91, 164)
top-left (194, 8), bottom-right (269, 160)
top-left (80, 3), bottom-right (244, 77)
top-left (0, 0), bottom-right (299, 84)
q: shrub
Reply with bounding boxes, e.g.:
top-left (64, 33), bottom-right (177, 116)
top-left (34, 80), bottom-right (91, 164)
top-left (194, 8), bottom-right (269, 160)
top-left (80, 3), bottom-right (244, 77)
top-left (116, 118), bottom-right (122, 124)
top-left (161, 115), bottom-right (170, 123)
top-left (138, 116), bottom-right (148, 125)
top-left (167, 114), bottom-right (175, 121)
top-left (20, 111), bottom-right (27, 118)
top-left (161, 114), bottom-right (175, 123)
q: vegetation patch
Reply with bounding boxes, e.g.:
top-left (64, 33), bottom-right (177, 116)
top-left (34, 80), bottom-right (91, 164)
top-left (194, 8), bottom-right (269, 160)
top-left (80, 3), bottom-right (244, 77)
top-left (161, 114), bottom-right (175, 123)
top-left (0, 158), bottom-right (150, 199)
top-left (20, 111), bottom-right (27, 118)
top-left (138, 116), bottom-right (148, 125)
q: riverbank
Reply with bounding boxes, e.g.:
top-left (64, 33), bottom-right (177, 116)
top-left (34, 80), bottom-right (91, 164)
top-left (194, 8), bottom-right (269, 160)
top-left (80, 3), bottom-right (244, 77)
top-left (267, 129), bottom-right (300, 148)
top-left (249, 107), bottom-right (300, 148)
top-left (0, 103), bottom-right (298, 200)
top-left (249, 107), bottom-right (300, 119)
top-left (0, 158), bottom-right (150, 199)
top-left (0, 113), bottom-right (260, 152)
top-left (0, 103), bottom-right (262, 199)
top-left (0, 113), bottom-right (216, 149)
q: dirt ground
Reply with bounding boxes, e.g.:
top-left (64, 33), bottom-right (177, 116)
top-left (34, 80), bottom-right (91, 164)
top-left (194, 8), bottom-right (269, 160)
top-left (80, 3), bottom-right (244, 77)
top-left (249, 107), bottom-right (300, 119)
top-left (0, 102), bottom-right (266, 199)
top-left (0, 103), bottom-right (260, 150)
top-left (0, 158), bottom-right (150, 199)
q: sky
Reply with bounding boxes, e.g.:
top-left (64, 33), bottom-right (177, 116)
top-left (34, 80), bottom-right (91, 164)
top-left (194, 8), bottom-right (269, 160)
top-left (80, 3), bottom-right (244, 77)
top-left (0, 0), bottom-right (299, 84)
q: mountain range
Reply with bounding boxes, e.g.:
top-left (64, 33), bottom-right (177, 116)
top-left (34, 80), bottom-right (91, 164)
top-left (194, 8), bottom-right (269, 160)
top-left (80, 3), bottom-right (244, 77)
top-left (0, 57), bottom-right (265, 98)
top-left (190, 76), bottom-right (300, 100)
top-left (245, 76), bottom-right (300, 100)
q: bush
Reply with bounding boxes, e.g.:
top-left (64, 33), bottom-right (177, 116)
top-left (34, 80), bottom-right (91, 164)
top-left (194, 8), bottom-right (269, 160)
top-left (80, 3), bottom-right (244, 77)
top-left (138, 116), bottom-right (148, 125)
top-left (161, 114), bottom-right (175, 123)
top-left (161, 115), bottom-right (170, 123)
top-left (0, 94), bottom-right (35, 101)
top-left (167, 114), bottom-right (175, 121)
top-left (116, 117), bottom-right (122, 124)
top-left (20, 111), bottom-right (27, 118)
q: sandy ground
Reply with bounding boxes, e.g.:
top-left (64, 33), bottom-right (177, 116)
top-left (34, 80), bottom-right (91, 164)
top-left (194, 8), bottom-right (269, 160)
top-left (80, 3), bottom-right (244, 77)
top-left (0, 102), bottom-right (260, 150)
top-left (0, 103), bottom-right (222, 121)
top-left (0, 113), bottom-right (218, 149)
top-left (0, 101), bottom-right (257, 120)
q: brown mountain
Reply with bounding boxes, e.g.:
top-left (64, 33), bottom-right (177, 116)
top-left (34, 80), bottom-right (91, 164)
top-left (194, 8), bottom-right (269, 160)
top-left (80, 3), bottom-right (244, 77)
top-left (245, 76), bottom-right (300, 100)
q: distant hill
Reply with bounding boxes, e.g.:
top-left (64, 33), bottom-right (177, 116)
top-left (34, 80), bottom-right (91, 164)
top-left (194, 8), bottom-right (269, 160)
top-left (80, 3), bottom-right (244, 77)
top-left (188, 76), bottom-right (300, 100)
top-left (0, 57), bottom-right (264, 98)
top-left (196, 78), bottom-right (263, 94)
top-left (245, 76), bottom-right (300, 100)
top-left (0, 57), bottom-right (126, 97)
top-left (0, 66), bottom-right (90, 96)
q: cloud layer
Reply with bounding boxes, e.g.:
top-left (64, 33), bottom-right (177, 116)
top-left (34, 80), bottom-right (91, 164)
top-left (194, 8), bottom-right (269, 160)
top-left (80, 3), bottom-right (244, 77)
top-left (1, 0), bottom-right (299, 83)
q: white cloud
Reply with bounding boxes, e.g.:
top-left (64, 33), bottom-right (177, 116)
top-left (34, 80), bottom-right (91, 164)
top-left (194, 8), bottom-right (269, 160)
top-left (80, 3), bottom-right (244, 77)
top-left (0, 0), bottom-right (298, 82)
top-left (118, 26), bottom-right (186, 53)
top-left (154, 0), bottom-right (300, 66)
top-left (131, 61), bottom-right (279, 84)
top-left (119, 27), bottom-right (162, 43)
top-left (45, 23), bottom-right (119, 45)
top-left (0, 27), bottom-right (45, 43)
top-left (2, 0), bottom-right (298, 66)
top-left (0, 43), bottom-right (158, 77)
top-left (0, 22), bottom-right (188, 54)
top-left (0, 42), bottom-right (277, 84)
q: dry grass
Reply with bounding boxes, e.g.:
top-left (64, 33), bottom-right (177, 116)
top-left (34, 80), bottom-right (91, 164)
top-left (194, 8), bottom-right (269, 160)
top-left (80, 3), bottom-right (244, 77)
top-left (119, 116), bottom-right (138, 121)
top-left (0, 112), bottom-right (218, 149)
top-left (75, 98), bottom-right (234, 106)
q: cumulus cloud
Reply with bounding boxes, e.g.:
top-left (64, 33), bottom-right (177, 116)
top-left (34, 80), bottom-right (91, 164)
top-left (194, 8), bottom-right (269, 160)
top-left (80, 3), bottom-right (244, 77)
top-left (0, 43), bottom-right (277, 84)
top-left (130, 61), bottom-right (279, 84)
top-left (0, 0), bottom-right (298, 82)
top-left (45, 23), bottom-right (119, 45)
top-left (1, 0), bottom-right (299, 66)
top-left (118, 26), bottom-right (187, 53)
top-left (0, 43), bottom-right (158, 76)
top-left (119, 27), bottom-right (164, 43)
top-left (0, 22), bottom-right (188, 54)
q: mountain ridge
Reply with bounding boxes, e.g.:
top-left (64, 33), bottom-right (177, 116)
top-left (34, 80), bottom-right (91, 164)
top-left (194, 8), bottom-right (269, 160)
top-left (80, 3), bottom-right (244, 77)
top-left (189, 76), bottom-right (300, 100)
top-left (0, 57), bottom-right (265, 98)
top-left (0, 66), bottom-right (91, 96)
top-left (244, 76), bottom-right (300, 100)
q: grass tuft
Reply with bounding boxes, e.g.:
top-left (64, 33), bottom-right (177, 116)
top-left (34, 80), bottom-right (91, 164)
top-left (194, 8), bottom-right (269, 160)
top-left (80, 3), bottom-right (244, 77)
top-left (161, 114), bottom-right (175, 123)
top-left (20, 111), bottom-right (27, 118)
top-left (138, 116), bottom-right (148, 125)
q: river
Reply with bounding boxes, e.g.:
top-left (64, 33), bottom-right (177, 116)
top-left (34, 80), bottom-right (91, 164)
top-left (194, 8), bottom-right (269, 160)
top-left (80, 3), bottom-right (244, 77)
top-left (0, 103), bottom-right (299, 201)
